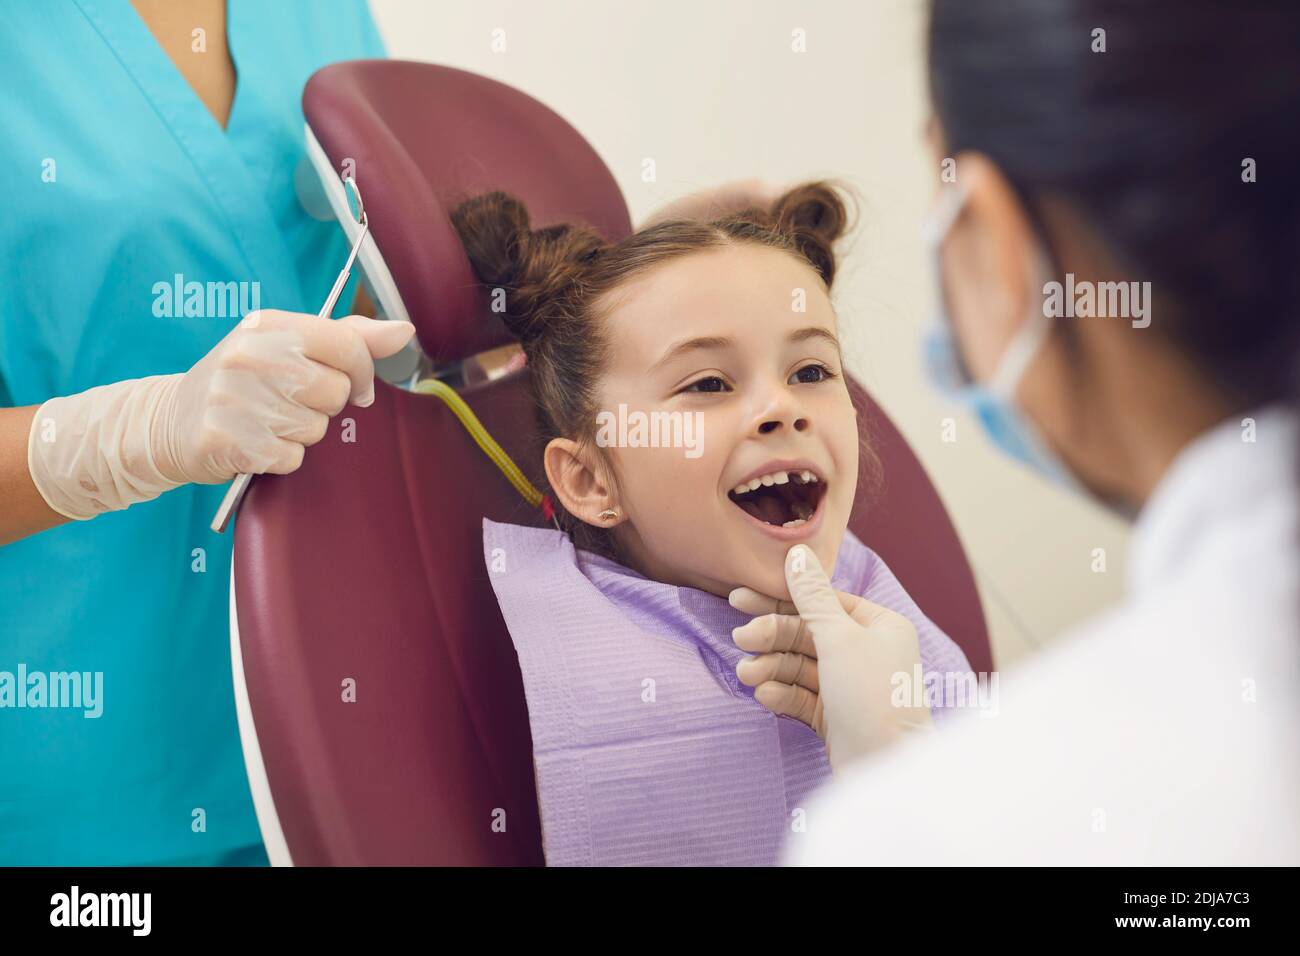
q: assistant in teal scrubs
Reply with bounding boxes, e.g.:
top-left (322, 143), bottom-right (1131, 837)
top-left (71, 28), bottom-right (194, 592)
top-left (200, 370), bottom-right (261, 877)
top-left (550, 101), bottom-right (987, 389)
top-left (0, 0), bottom-right (385, 865)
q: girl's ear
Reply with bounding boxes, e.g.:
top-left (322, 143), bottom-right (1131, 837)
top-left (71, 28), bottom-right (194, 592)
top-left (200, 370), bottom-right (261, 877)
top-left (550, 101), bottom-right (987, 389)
top-left (543, 437), bottom-right (620, 526)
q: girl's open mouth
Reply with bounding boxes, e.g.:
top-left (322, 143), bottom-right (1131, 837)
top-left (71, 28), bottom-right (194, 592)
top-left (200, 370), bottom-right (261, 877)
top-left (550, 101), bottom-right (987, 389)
top-left (727, 468), bottom-right (828, 530)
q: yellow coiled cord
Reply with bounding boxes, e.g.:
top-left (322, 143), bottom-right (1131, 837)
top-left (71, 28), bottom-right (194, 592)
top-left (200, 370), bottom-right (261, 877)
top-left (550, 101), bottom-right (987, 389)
top-left (412, 376), bottom-right (556, 523)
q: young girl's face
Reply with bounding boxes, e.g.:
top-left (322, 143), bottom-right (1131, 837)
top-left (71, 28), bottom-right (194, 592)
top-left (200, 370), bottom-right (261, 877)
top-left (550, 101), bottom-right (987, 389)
top-left (587, 242), bottom-right (860, 600)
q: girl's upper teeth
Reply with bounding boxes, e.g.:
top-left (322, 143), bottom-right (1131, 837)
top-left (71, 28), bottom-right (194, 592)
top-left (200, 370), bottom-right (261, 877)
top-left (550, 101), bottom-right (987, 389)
top-left (731, 469), bottom-right (819, 496)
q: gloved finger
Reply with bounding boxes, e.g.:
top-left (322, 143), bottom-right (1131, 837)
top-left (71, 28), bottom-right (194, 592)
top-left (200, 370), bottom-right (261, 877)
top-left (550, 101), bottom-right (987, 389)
top-left (730, 583), bottom-right (862, 621)
top-left (753, 680), bottom-right (820, 730)
top-left (241, 310), bottom-right (374, 407)
top-left (339, 314), bottom-right (417, 360)
top-left (300, 316), bottom-right (380, 406)
top-left (335, 316), bottom-right (417, 405)
top-left (291, 365), bottom-right (353, 417)
top-left (783, 544), bottom-right (854, 627)
top-left (261, 438), bottom-right (306, 475)
top-left (295, 315), bottom-right (413, 407)
top-left (200, 373), bottom-right (314, 468)
top-left (235, 434), bottom-right (305, 476)
top-left (732, 611), bottom-right (817, 657)
top-left (259, 350), bottom-right (353, 417)
top-left (276, 409), bottom-right (331, 447)
top-left (728, 586), bottom-right (795, 616)
top-left (737, 651), bottom-right (819, 692)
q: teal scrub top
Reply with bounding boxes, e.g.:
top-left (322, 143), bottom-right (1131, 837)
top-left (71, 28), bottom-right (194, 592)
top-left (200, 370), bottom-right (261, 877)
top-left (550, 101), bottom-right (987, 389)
top-left (0, 0), bottom-right (385, 865)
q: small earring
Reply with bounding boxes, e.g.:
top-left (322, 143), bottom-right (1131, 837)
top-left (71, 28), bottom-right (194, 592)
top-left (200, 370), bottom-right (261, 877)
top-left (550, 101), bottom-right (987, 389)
top-left (598, 508), bottom-right (619, 521)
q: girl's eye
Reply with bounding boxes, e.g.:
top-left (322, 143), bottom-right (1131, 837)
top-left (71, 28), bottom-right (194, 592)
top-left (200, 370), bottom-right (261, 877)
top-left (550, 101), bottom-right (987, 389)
top-left (682, 376), bottom-right (731, 394)
top-left (790, 362), bottom-right (838, 385)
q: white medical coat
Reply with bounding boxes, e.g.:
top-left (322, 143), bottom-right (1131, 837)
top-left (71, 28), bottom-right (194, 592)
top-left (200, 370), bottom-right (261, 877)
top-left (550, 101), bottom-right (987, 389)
top-left (787, 405), bottom-right (1300, 865)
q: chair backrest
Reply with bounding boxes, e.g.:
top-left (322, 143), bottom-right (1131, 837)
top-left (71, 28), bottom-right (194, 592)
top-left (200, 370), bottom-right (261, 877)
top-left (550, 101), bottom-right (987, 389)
top-left (231, 60), bottom-right (990, 866)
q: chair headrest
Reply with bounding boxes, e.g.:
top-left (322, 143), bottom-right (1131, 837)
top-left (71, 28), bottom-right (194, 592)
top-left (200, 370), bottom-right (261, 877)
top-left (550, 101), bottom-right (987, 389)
top-left (303, 60), bottom-right (633, 363)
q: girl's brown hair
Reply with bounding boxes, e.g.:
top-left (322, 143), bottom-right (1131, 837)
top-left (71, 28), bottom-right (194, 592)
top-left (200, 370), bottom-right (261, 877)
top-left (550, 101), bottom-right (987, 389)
top-left (450, 182), bottom-right (854, 557)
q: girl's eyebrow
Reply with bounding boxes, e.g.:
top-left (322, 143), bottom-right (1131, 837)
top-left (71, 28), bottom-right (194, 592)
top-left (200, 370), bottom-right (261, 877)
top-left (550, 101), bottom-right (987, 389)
top-left (647, 335), bottom-right (735, 374)
top-left (648, 327), bottom-right (842, 374)
top-left (791, 326), bottom-right (843, 356)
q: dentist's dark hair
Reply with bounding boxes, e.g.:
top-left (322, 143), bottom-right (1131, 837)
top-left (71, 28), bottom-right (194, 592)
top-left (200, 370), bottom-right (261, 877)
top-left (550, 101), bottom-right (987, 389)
top-left (450, 182), bottom-right (855, 558)
top-left (928, 0), bottom-right (1300, 448)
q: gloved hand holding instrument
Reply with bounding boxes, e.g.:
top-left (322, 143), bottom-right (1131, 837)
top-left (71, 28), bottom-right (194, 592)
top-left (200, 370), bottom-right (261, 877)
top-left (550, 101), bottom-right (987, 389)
top-left (27, 178), bottom-right (413, 529)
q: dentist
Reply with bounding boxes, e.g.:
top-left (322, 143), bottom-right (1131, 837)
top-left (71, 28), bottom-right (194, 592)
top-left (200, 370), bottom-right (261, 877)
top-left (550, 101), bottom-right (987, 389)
top-left (0, 0), bottom-right (408, 866)
top-left (737, 0), bottom-right (1300, 864)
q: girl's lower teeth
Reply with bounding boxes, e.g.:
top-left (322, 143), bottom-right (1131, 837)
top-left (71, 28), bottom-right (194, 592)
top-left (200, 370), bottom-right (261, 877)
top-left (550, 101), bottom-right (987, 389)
top-left (781, 518), bottom-right (807, 528)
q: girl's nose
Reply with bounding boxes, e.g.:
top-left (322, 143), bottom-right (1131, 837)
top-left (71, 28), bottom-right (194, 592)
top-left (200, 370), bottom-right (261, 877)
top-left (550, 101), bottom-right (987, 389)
top-left (758, 415), bottom-right (810, 435)
top-left (751, 375), bottom-right (812, 436)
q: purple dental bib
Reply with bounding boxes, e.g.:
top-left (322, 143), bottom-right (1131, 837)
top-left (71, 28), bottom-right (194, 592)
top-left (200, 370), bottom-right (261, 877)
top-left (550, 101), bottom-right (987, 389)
top-left (482, 518), bottom-right (971, 866)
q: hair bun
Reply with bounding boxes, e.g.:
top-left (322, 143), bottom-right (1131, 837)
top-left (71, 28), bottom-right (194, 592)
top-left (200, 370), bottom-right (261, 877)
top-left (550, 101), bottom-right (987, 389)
top-left (450, 191), bottom-right (606, 347)
top-left (770, 181), bottom-right (851, 285)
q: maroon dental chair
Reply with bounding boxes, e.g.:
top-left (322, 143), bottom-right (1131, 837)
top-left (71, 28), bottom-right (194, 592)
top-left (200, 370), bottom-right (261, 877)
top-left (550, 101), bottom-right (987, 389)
top-left (228, 60), bottom-right (992, 866)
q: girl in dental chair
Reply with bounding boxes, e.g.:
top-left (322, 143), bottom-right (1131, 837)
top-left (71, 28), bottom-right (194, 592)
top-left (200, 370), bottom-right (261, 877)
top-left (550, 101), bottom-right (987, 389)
top-left (453, 183), bottom-right (971, 866)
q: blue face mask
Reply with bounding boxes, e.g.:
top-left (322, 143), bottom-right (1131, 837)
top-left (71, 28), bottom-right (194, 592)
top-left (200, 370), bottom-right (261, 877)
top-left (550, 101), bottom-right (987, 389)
top-left (920, 182), bottom-right (1080, 491)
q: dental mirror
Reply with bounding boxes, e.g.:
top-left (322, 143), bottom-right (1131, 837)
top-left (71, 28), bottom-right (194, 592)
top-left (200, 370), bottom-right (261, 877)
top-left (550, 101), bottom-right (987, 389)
top-left (343, 174), bottom-right (366, 226)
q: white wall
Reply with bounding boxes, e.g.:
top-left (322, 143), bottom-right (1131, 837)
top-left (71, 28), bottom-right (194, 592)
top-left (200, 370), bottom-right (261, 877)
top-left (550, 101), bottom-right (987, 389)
top-left (368, 0), bottom-right (1132, 666)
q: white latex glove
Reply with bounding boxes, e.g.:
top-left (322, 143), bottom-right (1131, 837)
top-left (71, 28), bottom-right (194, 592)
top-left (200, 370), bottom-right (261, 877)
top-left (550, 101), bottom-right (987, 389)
top-left (27, 311), bottom-right (415, 519)
top-left (730, 543), bottom-right (934, 775)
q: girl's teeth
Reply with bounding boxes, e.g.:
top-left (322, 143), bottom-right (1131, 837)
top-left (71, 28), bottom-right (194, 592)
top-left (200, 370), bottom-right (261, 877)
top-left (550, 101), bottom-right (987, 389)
top-left (730, 470), bottom-right (816, 495)
top-left (781, 518), bottom-right (807, 528)
top-left (733, 470), bottom-right (800, 494)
